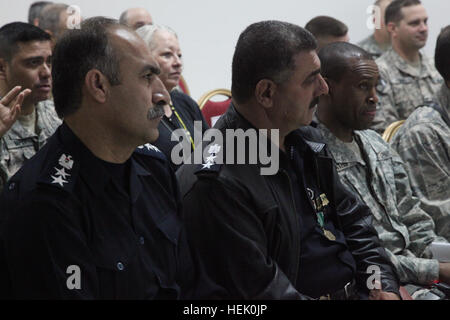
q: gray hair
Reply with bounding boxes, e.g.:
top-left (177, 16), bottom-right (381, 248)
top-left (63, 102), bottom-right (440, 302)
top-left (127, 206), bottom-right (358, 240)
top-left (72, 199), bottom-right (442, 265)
top-left (135, 24), bottom-right (178, 52)
top-left (39, 3), bottom-right (69, 39)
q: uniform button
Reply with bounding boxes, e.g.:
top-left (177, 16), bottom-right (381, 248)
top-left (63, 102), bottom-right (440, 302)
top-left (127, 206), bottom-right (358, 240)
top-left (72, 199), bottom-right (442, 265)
top-left (116, 262), bottom-right (124, 271)
top-left (139, 236), bottom-right (145, 245)
top-left (8, 182), bottom-right (15, 190)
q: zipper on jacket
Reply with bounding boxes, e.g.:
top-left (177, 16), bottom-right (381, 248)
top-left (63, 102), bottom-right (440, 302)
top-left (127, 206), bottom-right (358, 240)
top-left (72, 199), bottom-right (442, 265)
top-left (281, 166), bottom-right (301, 286)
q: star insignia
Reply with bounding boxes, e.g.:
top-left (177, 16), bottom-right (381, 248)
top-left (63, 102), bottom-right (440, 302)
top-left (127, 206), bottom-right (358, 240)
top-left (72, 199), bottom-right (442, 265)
top-left (51, 175), bottom-right (68, 187)
top-left (205, 155), bottom-right (217, 163)
top-left (55, 167), bottom-right (70, 179)
top-left (202, 162), bottom-right (214, 169)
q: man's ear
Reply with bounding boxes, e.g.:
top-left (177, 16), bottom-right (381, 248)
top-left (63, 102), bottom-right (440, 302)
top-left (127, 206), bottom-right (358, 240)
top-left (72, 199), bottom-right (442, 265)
top-left (255, 79), bottom-right (277, 109)
top-left (323, 77), bottom-right (333, 96)
top-left (386, 22), bottom-right (397, 37)
top-left (84, 69), bottom-right (109, 104)
top-left (0, 58), bottom-right (8, 80)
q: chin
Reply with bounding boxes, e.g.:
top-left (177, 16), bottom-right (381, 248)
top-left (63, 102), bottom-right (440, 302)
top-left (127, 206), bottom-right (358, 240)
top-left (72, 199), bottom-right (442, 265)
top-left (146, 129), bottom-right (160, 143)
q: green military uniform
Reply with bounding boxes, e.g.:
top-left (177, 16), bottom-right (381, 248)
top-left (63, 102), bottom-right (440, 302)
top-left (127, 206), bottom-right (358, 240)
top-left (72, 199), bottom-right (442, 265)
top-left (357, 34), bottom-right (390, 59)
top-left (390, 84), bottom-right (450, 241)
top-left (373, 49), bottom-right (443, 133)
top-left (0, 99), bottom-right (61, 192)
top-left (317, 122), bottom-right (447, 285)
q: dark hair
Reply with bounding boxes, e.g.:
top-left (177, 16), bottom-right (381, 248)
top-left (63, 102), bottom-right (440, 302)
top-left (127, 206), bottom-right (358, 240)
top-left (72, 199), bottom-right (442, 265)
top-left (319, 42), bottom-right (373, 82)
top-left (52, 17), bottom-right (122, 118)
top-left (305, 16), bottom-right (348, 39)
top-left (435, 25), bottom-right (450, 81)
top-left (39, 3), bottom-right (69, 38)
top-left (385, 0), bottom-right (421, 24)
top-left (28, 1), bottom-right (52, 24)
top-left (232, 20), bottom-right (316, 104)
top-left (0, 22), bottom-right (51, 61)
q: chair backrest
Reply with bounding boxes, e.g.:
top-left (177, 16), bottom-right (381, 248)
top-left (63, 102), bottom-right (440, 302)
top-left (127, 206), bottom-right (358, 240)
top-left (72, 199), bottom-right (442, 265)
top-left (198, 89), bottom-right (232, 127)
top-left (382, 120), bottom-right (405, 142)
top-left (178, 75), bottom-right (190, 96)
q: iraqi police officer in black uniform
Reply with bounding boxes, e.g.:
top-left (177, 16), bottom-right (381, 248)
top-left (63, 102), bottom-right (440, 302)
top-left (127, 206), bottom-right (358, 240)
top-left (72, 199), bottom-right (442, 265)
top-left (0, 17), bottom-right (196, 299)
top-left (177, 21), bottom-right (401, 300)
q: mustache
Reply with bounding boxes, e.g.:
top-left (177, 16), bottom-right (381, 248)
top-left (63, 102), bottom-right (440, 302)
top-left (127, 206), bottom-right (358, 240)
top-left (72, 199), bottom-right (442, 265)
top-left (309, 97), bottom-right (319, 109)
top-left (147, 101), bottom-right (166, 120)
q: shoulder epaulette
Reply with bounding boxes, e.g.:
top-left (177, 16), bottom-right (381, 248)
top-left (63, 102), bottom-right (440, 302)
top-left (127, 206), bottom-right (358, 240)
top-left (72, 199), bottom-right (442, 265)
top-left (38, 152), bottom-right (78, 192)
top-left (135, 143), bottom-right (167, 161)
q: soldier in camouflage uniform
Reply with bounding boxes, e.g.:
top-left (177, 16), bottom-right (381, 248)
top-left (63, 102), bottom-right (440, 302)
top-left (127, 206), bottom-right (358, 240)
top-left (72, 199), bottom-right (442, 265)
top-left (358, 0), bottom-right (392, 59)
top-left (390, 25), bottom-right (450, 241)
top-left (316, 42), bottom-right (450, 295)
top-left (0, 23), bottom-right (61, 192)
top-left (0, 99), bottom-right (61, 191)
top-left (372, 0), bottom-right (443, 133)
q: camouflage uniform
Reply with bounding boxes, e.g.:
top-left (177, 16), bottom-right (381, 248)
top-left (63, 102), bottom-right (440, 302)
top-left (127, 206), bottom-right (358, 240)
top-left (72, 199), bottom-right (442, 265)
top-left (373, 49), bottom-right (443, 133)
top-left (0, 99), bottom-right (61, 192)
top-left (357, 34), bottom-right (390, 59)
top-left (390, 83), bottom-right (450, 241)
top-left (317, 122), bottom-right (447, 285)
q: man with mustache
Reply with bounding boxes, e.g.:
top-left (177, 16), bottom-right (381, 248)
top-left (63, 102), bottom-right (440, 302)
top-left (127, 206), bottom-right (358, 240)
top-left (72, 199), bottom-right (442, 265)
top-left (0, 17), bottom-right (196, 299)
top-left (315, 42), bottom-right (450, 299)
top-left (177, 21), bottom-right (400, 300)
top-left (0, 22), bottom-right (61, 193)
top-left (372, 0), bottom-right (442, 133)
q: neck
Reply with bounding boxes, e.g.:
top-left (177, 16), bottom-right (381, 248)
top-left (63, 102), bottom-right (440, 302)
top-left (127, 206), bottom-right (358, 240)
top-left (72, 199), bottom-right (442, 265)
top-left (317, 103), bottom-right (353, 143)
top-left (373, 30), bottom-right (390, 48)
top-left (20, 100), bottom-right (36, 115)
top-left (235, 101), bottom-right (288, 152)
top-left (392, 41), bottom-right (420, 64)
top-left (65, 109), bottom-right (135, 164)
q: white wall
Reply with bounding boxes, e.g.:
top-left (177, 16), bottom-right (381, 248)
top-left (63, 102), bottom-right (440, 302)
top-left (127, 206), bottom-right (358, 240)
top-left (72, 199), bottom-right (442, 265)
top-left (1, 0), bottom-right (448, 101)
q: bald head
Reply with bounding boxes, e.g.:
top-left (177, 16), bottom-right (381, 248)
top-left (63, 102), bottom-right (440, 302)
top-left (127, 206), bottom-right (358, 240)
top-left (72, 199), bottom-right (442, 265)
top-left (319, 42), bottom-right (373, 82)
top-left (120, 8), bottom-right (153, 30)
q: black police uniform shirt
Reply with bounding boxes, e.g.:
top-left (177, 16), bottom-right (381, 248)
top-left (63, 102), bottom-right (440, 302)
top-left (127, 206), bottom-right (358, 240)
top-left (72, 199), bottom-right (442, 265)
top-left (154, 90), bottom-right (209, 171)
top-left (0, 122), bottom-right (194, 299)
top-left (284, 133), bottom-right (356, 299)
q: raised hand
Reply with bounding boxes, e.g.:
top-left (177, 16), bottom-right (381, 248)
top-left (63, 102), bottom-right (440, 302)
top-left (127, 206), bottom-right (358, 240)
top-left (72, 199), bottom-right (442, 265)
top-left (0, 86), bottom-right (31, 137)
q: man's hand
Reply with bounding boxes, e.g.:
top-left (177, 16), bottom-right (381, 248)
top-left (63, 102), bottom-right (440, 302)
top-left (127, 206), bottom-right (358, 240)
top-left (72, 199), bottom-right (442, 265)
top-left (369, 281), bottom-right (401, 300)
top-left (439, 262), bottom-right (450, 285)
top-left (0, 86), bottom-right (31, 137)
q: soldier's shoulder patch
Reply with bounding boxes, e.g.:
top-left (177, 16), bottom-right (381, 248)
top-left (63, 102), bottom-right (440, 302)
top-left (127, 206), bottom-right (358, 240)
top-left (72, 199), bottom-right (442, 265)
top-left (135, 143), bottom-right (166, 161)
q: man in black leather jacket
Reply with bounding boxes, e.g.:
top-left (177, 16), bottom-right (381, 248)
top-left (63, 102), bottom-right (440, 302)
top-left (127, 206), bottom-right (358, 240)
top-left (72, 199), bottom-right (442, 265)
top-left (177, 20), bottom-right (400, 300)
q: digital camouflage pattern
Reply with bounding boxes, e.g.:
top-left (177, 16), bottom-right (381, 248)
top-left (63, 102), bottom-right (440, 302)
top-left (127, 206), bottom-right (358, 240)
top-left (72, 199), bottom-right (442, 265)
top-left (373, 49), bottom-right (443, 133)
top-left (318, 122), bottom-right (447, 285)
top-left (358, 34), bottom-right (390, 59)
top-left (390, 83), bottom-right (450, 241)
top-left (0, 99), bottom-right (61, 192)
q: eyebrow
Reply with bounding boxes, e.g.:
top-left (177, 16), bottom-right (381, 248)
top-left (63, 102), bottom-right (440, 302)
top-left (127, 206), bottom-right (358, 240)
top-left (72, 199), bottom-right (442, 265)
top-left (22, 56), bottom-right (47, 61)
top-left (141, 65), bottom-right (160, 75)
top-left (304, 68), bottom-right (321, 82)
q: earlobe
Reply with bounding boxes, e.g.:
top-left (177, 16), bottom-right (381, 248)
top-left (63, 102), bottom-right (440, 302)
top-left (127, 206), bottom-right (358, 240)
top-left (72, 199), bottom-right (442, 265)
top-left (255, 79), bottom-right (275, 109)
